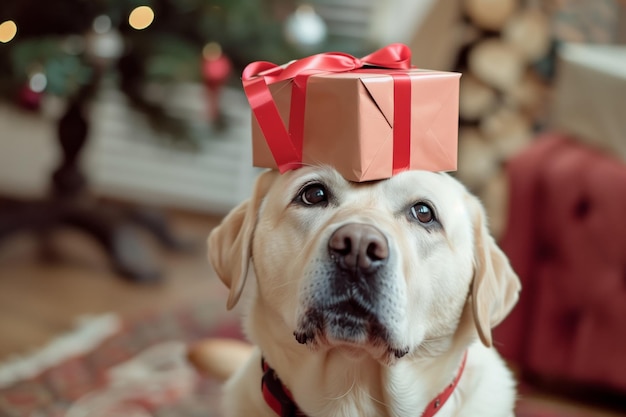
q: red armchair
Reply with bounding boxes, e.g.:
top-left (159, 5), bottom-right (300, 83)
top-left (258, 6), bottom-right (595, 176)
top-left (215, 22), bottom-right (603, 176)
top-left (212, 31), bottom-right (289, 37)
top-left (494, 133), bottom-right (626, 394)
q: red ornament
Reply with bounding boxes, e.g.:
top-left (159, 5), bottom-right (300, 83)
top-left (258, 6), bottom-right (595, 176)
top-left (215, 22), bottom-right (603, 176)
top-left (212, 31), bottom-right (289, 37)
top-left (201, 42), bottom-right (232, 125)
top-left (17, 84), bottom-right (43, 111)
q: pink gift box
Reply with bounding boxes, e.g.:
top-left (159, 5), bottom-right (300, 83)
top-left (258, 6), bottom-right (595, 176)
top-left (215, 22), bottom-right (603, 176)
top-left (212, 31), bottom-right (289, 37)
top-left (244, 45), bottom-right (461, 182)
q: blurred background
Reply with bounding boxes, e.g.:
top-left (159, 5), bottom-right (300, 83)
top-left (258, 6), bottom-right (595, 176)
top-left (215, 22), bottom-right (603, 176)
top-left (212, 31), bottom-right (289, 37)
top-left (0, 0), bottom-right (625, 416)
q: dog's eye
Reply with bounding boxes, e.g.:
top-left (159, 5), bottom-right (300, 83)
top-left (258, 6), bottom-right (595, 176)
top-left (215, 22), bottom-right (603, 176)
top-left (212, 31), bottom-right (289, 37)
top-left (299, 183), bottom-right (329, 206)
top-left (410, 203), bottom-right (435, 224)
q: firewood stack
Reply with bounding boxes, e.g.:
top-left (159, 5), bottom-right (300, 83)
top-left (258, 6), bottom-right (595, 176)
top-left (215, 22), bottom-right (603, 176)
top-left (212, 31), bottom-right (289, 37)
top-left (454, 0), bottom-right (553, 238)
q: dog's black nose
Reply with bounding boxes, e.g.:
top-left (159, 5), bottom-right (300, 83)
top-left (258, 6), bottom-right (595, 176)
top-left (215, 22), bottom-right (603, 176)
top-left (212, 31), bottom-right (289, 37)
top-left (328, 223), bottom-right (388, 273)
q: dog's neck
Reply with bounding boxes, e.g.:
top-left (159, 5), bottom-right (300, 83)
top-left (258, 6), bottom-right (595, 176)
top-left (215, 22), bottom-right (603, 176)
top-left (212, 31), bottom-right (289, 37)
top-left (247, 301), bottom-right (474, 417)
top-left (261, 351), bottom-right (468, 417)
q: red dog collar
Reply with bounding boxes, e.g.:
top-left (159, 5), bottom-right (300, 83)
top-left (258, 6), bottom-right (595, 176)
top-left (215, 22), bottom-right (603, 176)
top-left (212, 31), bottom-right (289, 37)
top-left (261, 351), bottom-right (468, 417)
top-left (421, 351), bottom-right (468, 417)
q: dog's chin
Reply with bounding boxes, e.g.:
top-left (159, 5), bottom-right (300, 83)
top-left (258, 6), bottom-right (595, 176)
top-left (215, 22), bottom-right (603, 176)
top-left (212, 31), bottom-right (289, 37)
top-left (294, 305), bottom-right (410, 365)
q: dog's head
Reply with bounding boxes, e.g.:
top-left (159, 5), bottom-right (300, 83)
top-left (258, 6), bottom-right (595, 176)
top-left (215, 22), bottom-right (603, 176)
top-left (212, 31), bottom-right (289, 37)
top-left (209, 167), bottom-right (520, 364)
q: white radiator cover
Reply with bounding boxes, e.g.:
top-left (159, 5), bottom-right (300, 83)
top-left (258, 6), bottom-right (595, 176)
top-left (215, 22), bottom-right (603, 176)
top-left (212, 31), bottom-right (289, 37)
top-left (87, 85), bottom-right (260, 214)
top-left (0, 86), bottom-right (260, 215)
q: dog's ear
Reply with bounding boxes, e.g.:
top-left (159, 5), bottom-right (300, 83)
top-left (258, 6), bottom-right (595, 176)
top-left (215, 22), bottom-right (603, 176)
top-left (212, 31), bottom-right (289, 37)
top-left (208, 170), bottom-right (277, 310)
top-left (467, 194), bottom-right (521, 347)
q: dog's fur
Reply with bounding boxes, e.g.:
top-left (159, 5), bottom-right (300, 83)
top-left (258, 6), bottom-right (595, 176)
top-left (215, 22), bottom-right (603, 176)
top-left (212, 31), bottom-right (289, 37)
top-left (204, 167), bottom-right (521, 417)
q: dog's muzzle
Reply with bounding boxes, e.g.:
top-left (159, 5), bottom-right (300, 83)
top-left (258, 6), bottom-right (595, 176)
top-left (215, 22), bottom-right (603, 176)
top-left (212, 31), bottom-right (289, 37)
top-left (294, 223), bottom-right (408, 359)
top-left (326, 223), bottom-right (389, 317)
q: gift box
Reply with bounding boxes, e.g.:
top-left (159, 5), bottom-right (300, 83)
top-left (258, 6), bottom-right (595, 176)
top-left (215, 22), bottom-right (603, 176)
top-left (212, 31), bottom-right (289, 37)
top-left (551, 43), bottom-right (626, 162)
top-left (243, 44), bottom-right (461, 182)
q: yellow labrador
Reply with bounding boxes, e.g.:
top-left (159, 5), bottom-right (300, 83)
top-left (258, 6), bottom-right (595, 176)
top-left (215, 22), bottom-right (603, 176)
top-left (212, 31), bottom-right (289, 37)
top-left (201, 167), bottom-right (520, 417)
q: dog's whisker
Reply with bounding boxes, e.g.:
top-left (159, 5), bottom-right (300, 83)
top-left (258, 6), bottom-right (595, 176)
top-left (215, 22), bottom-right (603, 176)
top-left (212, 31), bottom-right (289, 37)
top-left (413, 334), bottom-right (453, 358)
top-left (297, 161), bottom-right (320, 168)
top-left (296, 158), bottom-right (327, 170)
top-left (271, 277), bottom-right (301, 290)
top-left (357, 386), bottom-right (389, 409)
top-left (324, 377), bottom-right (356, 401)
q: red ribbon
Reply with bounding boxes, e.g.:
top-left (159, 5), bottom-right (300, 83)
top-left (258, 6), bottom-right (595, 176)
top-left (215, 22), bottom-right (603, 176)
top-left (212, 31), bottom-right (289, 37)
top-left (392, 72), bottom-right (412, 175)
top-left (242, 43), bottom-right (413, 174)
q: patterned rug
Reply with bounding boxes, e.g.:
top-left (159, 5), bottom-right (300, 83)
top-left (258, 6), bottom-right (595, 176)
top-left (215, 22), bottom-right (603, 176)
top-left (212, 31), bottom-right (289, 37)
top-left (0, 300), bottom-right (241, 417)
top-left (0, 300), bottom-right (622, 417)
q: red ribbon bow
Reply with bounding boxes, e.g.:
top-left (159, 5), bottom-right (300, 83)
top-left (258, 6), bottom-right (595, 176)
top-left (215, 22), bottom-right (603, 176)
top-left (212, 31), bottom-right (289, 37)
top-left (242, 43), bottom-right (413, 174)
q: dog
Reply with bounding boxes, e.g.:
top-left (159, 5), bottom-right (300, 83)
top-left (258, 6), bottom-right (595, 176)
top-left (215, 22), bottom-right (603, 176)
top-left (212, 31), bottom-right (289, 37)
top-left (193, 166), bottom-right (521, 417)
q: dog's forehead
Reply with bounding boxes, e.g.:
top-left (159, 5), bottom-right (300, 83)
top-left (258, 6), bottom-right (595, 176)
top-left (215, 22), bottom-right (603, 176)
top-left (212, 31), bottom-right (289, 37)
top-left (270, 167), bottom-right (466, 208)
top-left (382, 170), bottom-right (460, 195)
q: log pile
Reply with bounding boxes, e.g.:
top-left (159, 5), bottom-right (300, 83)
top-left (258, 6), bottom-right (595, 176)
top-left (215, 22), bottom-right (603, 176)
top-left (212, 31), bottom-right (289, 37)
top-left (454, 0), bottom-right (553, 238)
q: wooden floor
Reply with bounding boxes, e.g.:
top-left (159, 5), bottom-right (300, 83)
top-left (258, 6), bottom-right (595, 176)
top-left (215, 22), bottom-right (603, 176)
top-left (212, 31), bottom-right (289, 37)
top-left (0, 209), bottom-right (224, 359)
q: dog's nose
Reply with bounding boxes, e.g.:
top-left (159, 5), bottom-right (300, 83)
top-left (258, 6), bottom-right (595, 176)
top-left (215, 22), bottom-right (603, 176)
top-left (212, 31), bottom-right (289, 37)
top-left (328, 223), bottom-right (388, 273)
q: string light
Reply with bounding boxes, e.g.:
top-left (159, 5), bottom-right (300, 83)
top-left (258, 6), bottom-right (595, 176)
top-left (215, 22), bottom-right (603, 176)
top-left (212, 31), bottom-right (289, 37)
top-left (129, 6), bottom-right (155, 30)
top-left (202, 42), bottom-right (222, 60)
top-left (0, 20), bottom-right (18, 43)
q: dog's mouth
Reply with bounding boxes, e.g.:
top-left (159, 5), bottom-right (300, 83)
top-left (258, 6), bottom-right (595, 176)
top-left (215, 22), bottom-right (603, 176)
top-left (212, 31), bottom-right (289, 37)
top-left (294, 298), bottom-right (409, 361)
